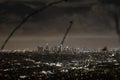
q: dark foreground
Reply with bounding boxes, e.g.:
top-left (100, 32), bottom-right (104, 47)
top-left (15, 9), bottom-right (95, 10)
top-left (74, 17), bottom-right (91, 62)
top-left (0, 50), bottom-right (120, 80)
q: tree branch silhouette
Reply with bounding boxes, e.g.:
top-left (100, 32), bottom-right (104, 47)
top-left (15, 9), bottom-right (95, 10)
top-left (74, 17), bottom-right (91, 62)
top-left (1, 0), bottom-right (68, 50)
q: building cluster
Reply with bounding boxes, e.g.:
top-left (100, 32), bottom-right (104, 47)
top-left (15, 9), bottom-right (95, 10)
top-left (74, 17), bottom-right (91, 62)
top-left (0, 49), bottom-right (120, 80)
top-left (37, 44), bottom-right (88, 54)
top-left (0, 44), bottom-right (88, 54)
top-left (0, 46), bottom-right (120, 79)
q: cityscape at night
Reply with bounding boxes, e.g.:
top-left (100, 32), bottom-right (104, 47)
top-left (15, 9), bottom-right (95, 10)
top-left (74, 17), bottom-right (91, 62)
top-left (0, 0), bottom-right (120, 80)
top-left (0, 45), bottom-right (120, 80)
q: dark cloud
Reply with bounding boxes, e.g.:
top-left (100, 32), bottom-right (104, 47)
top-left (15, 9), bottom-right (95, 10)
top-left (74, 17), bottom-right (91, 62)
top-left (99, 0), bottom-right (120, 6)
top-left (0, 0), bottom-right (120, 49)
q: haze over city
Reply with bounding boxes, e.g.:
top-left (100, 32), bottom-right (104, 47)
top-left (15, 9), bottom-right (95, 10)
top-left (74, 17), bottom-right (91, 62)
top-left (0, 1), bottom-right (120, 80)
top-left (0, 0), bottom-right (120, 50)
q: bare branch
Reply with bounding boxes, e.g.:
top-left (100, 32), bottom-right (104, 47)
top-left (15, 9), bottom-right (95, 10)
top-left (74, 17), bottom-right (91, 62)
top-left (1, 0), bottom-right (67, 50)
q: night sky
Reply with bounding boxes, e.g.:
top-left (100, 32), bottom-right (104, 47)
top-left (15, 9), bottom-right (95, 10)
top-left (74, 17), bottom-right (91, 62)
top-left (0, 0), bottom-right (120, 50)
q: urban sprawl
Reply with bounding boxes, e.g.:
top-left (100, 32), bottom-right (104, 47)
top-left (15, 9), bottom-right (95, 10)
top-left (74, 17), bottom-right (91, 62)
top-left (0, 45), bottom-right (120, 80)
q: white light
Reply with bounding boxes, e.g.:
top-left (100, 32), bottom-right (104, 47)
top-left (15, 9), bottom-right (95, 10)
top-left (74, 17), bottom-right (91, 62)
top-left (19, 75), bottom-right (27, 79)
top-left (41, 71), bottom-right (47, 74)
